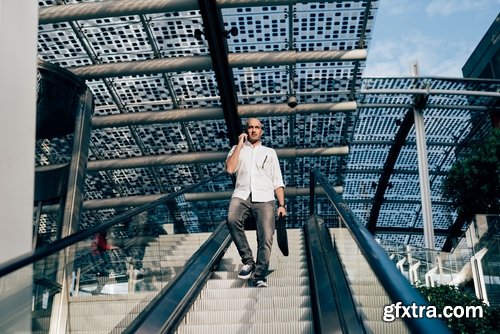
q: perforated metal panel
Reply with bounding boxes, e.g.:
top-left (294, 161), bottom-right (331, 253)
top-left (35, 1), bottom-right (499, 250)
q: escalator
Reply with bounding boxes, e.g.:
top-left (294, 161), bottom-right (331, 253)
top-left (331, 227), bottom-right (407, 333)
top-left (176, 229), bottom-right (313, 333)
top-left (0, 170), bottom-right (452, 333)
top-left (126, 215), bottom-right (450, 333)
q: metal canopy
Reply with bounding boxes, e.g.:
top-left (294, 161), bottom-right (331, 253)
top-left (35, 0), bottom-right (499, 249)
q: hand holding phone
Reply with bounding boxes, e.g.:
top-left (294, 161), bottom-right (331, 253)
top-left (238, 132), bottom-right (248, 146)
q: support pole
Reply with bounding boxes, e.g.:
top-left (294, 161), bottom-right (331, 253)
top-left (411, 62), bottom-right (435, 249)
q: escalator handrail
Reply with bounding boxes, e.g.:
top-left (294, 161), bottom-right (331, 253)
top-left (304, 214), bottom-right (366, 333)
top-left (0, 171), bottom-right (228, 278)
top-left (123, 220), bottom-right (231, 333)
top-left (313, 170), bottom-right (452, 334)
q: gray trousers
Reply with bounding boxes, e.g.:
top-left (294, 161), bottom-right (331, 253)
top-left (226, 196), bottom-right (275, 280)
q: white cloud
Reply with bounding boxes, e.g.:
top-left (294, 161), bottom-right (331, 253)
top-left (364, 32), bottom-right (474, 77)
top-left (426, 0), bottom-right (499, 17)
top-left (364, 40), bottom-right (411, 77)
top-left (380, 0), bottom-right (417, 16)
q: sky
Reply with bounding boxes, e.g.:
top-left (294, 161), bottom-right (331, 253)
top-left (364, 0), bottom-right (500, 77)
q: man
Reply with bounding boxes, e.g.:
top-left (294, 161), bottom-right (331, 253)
top-left (225, 118), bottom-right (286, 287)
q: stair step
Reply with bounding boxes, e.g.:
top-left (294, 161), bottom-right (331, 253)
top-left (68, 314), bottom-right (135, 331)
top-left (144, 249), bottom-right (202, 255)
top-left (357, 305), bottom-right (410, 322)
top-left (211, 268), bottom-right (308, 280)
top-left (364, 319), bottom-right (410, 334)
top-left (63, 331), bottom-right (110, 334)
top-left (142, 254), bottom-right (196, 261)
top-left (177, 229), bottom-right (312, 333)
top-left (223, 250), bottom-right (306, 258)
top-left (199, 285), bottom-right (309, 300)
top-left (351, 284), bottom-right (387, 296)
top-left (69, 299), bottom-right (145, 316)
top-left (353, 294), bottom-right (392, 307)
top-left (182, 308), bottom-right (312, 325)
top-left (219, 253), bottom-right (306, 263)
top-left (217, 261), bottom-right (308, 271)
top-left (204, 276), bottom-right (309, 289)
top-left (70, 292), bottom-right (154, 303)
top-left (157, 233), bottom-right (211, 241)
top-left (191, 296), bottom-right (311, 311)
top-left (64, 232), bottom-right (213, 333)
top-left (175, 321), bottom-right (314, 334)
top-left (339, 263), bottom-right (373, 271)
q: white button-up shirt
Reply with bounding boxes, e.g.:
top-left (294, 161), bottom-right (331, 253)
top-left (227, 142), bottom-right (285, 202)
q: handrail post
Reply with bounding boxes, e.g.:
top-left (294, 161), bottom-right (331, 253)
top-left (309, 169), bottom-right (315, 216)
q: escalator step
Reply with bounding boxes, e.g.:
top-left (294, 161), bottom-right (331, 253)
top-left (217, 260), bottom-right (308, 272)
top-left (364, 319), bottom-right (409, 334)
top-left (176, 229), bottom-right (311, 334)
top-left (352, 293), bottom-right (392, 307)
top-left (211, 268), bottom-right (309, 280)
top-left (175, 321), bottom-right (314, 334)
top-left (199, 286), bottom-right (310, 299)
top-left (204, 276), bottom-right (309, 289)
top-left (182, 308), bottom-right (312, 324)
top-left (350, 283), bottom-right (387, 296)
top-left (191, 296), bottom-right (311, 311)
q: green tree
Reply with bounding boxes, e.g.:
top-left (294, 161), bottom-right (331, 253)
top-left (418, 285), bottom-right (500, 333)
top-left (443, 129), bottom-right (500, 217)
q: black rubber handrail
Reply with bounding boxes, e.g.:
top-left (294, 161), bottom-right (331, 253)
top-left (304, 214), bottom-right (366, 333)
top-left (0, 171), bottom-right (228, 278)
top-left (312, 170), bottom-right (452, 334)
top-left (123, 220), bottom-right (231, 333)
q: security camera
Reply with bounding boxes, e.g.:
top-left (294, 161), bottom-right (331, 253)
top-left (287, 96), bottom-right (297, 108)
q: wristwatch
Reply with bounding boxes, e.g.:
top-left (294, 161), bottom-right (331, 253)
top-left (278, 203), bottom-right (286, 208)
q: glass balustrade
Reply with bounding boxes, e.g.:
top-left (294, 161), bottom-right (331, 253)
top-left (357, 213), bottom-right (500, 307)
top-left (0, 172), bottom-right (233, 333)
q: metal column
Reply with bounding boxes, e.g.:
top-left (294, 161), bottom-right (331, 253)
top-left (411, 62), bottom-right (435, 249)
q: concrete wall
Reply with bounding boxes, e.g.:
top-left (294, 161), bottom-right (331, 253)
top-left (0, 2), bottom-right (37, 331)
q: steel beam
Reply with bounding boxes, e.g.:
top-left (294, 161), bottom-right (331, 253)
top-left (410, 63), bottom-right (435, 249)
top-left (40, 186), bottom-right (341, 212)
top-left (441, 212), bottom-right (472, 252)
top-left (218, 0), bottom-right (355, 7)
top-left (228, 49), bottom-right (366, 67)
top-left (347, 169), bottom-right (447, 176)
top-left (39, 0), bottom-right (355, 24)
top-left (39, 0), bottom-right (200, 24)
top-left (69, 50), bottom-right (366, 80)
top-left (414, 107), bottom-right (435, 249)
top-left (61, 89), bottom-right (94, 238)
top-left (198, 0), bottom-right (241, 146)
top-left (39, 189), bottom-right (454, 213)
top-left (358, 103), bottom-right (495, 111)
top-left (351, 140), bottom-right (458, 147)
top-left (361, 88), bottom-right (500, 98)
top-left (69, 57), bottom-right (212, 80)
top-left (91, 102), bottom-right (356, 128)
top-left (33, 146), bottom-right (351, 175)
top-left (366, 110), bottom-right (414, 234)
top-left (80, 146), bottom-right (348, 171)
top-left (347, 198), bottom-right (450, 205)
top-left (375, 226), bottom-right (450, 237)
